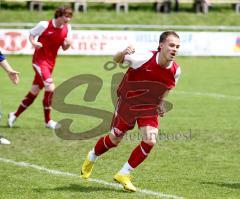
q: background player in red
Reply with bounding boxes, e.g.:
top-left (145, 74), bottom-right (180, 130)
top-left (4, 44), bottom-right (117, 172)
top-left (81, 31), bottom-right (181, 192)
top-left (0, 50), bottom-right (19, 144)
top-left (8, 6), bottom-right (73, 129)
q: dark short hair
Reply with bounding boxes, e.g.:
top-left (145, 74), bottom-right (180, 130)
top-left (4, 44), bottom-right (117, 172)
top-left (158, 31), bottom-right (180, 51)
top-left (54, 6), bottom-right (73, 19)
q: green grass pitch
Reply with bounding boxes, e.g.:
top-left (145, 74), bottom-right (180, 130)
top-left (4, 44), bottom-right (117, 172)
top-left (0, 55), bottom-right (239, 198)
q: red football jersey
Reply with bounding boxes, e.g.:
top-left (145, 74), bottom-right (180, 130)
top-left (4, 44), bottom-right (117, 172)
top-left (114, 50), bottom-right (181, 126)
top-left (32, 20), bottom-right (68, 68)
top-left (117, 50), bottom-right (180, 98)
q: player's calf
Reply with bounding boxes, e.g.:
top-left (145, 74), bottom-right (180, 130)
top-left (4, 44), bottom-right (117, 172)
top-left (81, 134), bottom-right (119, 179)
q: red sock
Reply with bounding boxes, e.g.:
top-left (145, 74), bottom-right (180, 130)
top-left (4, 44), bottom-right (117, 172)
top-left (43, 91), bottom-right (53, 123)
top-left (128, 141), bottom-right (153, 168)
top-left (15, 92), bottom-right (37, 117)
top-left (94, 135), bottom-right (117, 156)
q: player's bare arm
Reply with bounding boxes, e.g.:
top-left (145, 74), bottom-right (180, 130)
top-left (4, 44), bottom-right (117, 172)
top-left (62, 38), bottom-right (72, 51)
top-left (29, 34), bottom-right (43, 49)
top-left (0, 59), bottom-right (20, 85)
top-left (113, 45), bottom-right (135, 63)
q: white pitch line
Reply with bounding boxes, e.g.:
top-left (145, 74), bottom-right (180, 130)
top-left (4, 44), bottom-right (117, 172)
top-left (0, 157), bottom-right (184, 199)
top-left (173, 91), bottom-right (240, 100)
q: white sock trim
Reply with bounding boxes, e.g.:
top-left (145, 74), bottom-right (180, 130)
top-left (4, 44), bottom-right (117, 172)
top-left (103, 137), bottom-right (109, 149)
top-left (119, 162), bottom-right (134, 175)
top-left (140, 145), bottom-right (148, 156)
top-left (21, 103), bottom-right (27, 108)
top-left (89, 149), bottom-right (98, 162)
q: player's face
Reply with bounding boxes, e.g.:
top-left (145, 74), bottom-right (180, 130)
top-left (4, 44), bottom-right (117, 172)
top-left (160, 35), bottom-right (180, 61)
top-left (59, 12), bottom-right (72, 25)
top-left (62, 15), bottom-right (72, 24)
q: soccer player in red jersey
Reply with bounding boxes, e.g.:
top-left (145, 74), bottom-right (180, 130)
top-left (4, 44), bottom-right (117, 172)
top-left (8, 6), bottom-right (73, 129)
top-left (0, 50), bottom-right (19, 144)
top-left (81, 31), bottom-right (181, 191)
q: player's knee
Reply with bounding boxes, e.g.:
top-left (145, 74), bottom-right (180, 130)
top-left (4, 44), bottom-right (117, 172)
top-left (45, 83), bottom-right (55, 92)
top-left (144, 132), bottom-right (158, 145)
top-left (141, 126), bottom-right (158, 146)
top-left (143, 138), bottom-right (157, 146)
top-left (31, 85), bottom-right (41, 95)
top-left (109, 133), bottom-right (123, 145)
top-left (31, 90), bottom-right (40, 96)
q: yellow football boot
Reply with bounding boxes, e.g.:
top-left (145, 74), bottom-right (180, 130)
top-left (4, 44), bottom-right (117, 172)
top-left (81, 152), bottom-right (94, 179)
top-left (114, 173), bottom-right (137, 192)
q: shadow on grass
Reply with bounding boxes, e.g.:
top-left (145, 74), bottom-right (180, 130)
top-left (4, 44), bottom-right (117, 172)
top-left (0, 125), bottom-right (20, 129)
top-left (33, 183), bottom-right (127, 193)
top-left (201, 181), bottom-right (240, 189)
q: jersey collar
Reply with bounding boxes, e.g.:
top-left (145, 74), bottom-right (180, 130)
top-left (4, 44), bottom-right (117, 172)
top-left (52, 19), bottom-right (64, 28)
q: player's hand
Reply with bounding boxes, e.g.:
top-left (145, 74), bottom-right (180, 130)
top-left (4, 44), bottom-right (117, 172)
top-left (32, 42), bottom-right (43, 49)
top-left (157, 102), bottom-right (166, 117)
top-left (123, 45), bottom-right (135, 55)
top-left (64, 38), bottom-right (72, 46)
top-left (62, 38), bottom-right (72, 50)
top-left (8, 70), bottom-right (20, 85)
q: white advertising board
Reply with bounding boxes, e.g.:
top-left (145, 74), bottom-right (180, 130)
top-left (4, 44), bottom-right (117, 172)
top-left (0, 29), bottom-right (240, 56)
